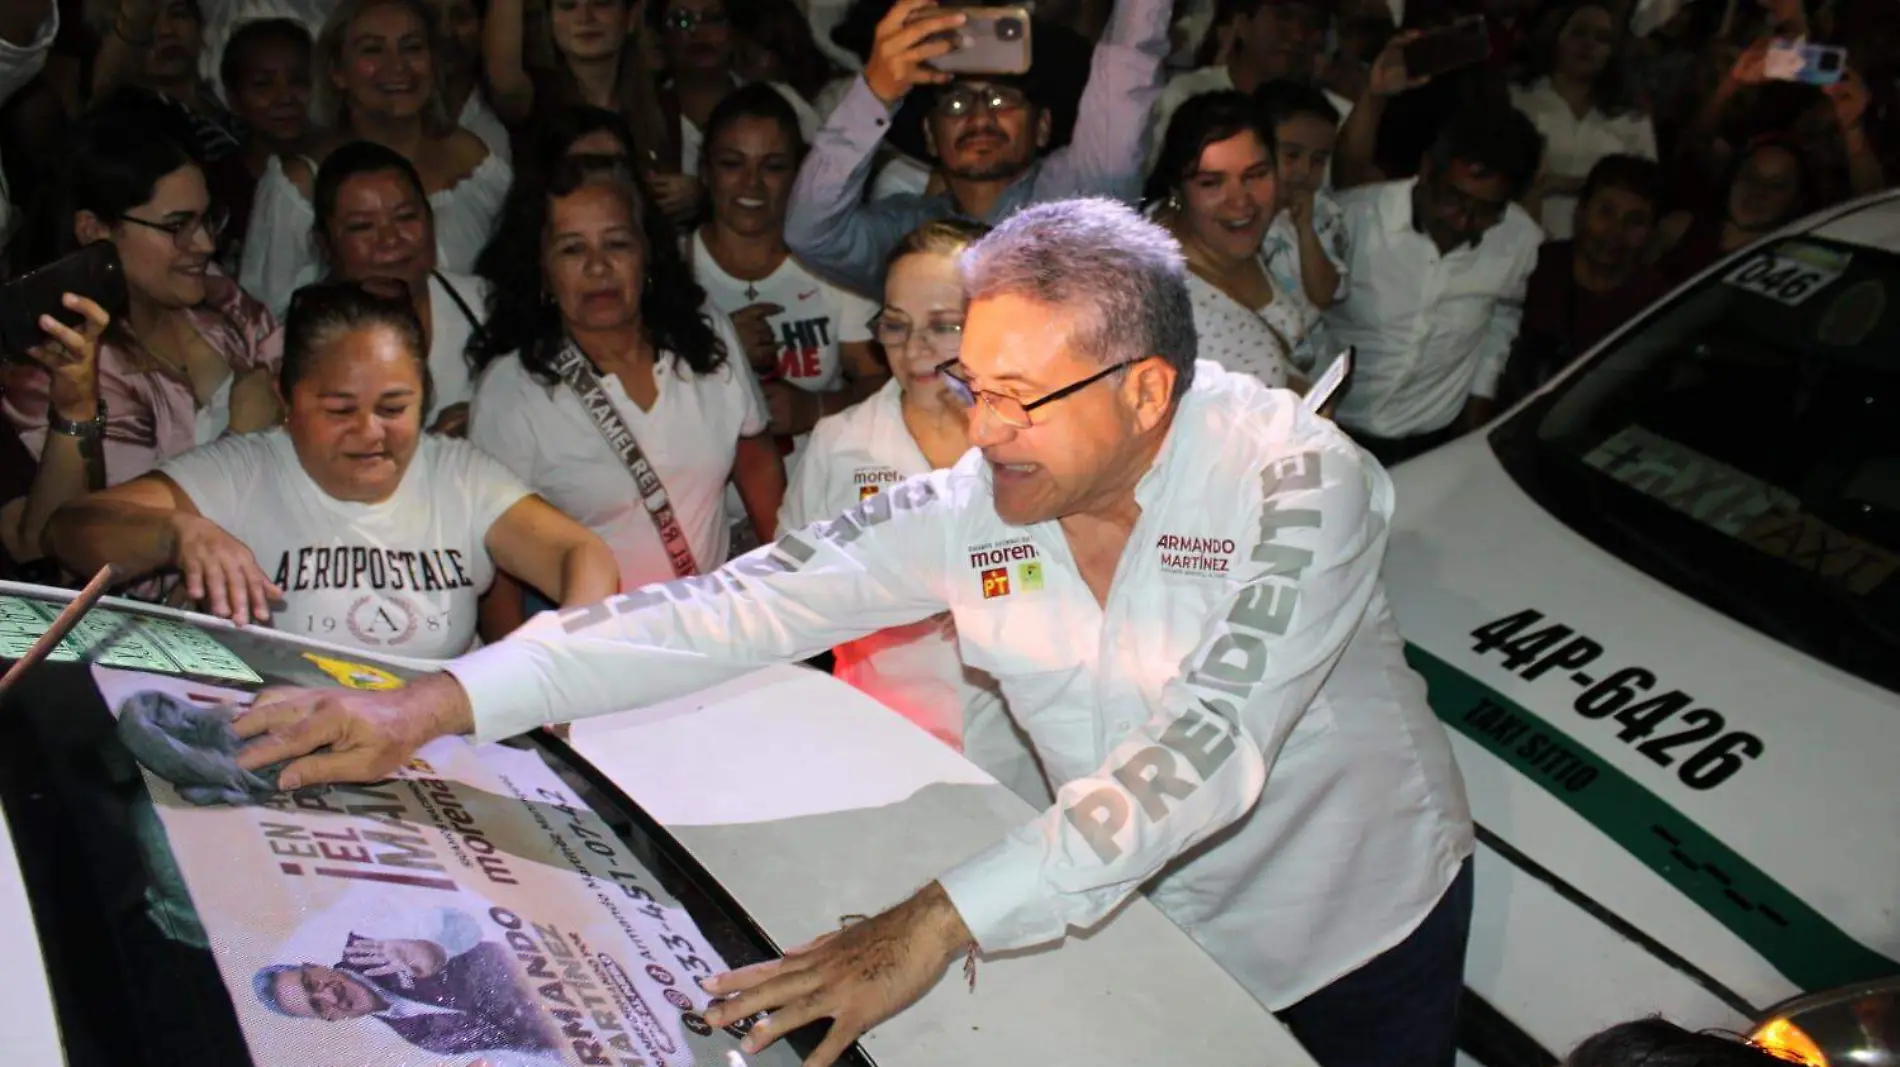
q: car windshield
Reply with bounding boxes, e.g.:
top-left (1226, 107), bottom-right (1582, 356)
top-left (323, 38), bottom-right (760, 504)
top-left (1492, 235), bottom-right (1900, 695)
top-left (0, 586), bottom-right (869, 1067)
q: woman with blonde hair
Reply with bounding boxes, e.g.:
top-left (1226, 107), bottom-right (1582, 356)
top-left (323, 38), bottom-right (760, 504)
top-left (780, 217), bottom-right (1049, 806)
top-left (241, 0), bottom-right (511, 313)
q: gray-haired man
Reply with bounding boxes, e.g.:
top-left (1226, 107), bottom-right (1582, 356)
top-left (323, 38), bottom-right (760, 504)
top-left (234, 199), bottom-right (1474, 1067)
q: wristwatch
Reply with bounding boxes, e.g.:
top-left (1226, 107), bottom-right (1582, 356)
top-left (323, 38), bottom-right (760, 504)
top-left (49, 398), bottom-right (107, 439)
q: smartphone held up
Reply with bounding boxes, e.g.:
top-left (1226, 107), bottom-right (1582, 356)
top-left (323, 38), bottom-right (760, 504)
top-left (922, 4), bottom-right (1032, 76)
top-left (1402, 16), bottom-right (1491, 82)
top-left (0, 242), bottom-right (128, 358)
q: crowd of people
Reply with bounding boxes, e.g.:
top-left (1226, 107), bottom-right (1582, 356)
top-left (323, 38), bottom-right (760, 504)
top-left (0, 0), bottom-right (1888, 1062)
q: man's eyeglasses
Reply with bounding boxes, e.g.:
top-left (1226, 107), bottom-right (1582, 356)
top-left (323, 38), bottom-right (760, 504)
top-left (935, 84), bottom-right (1029, 119)
top-left (869, 312), bottom-right (964, 355)
top-left (664, 6), bottom-right (727, 32)
top-left (935, 356), bottom-right (1144, 429)
top-left (119, 205), bottom-right (229, 250)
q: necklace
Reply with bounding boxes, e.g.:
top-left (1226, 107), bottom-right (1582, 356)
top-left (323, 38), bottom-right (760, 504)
top-left (743, 282), bottom-right (760, 301)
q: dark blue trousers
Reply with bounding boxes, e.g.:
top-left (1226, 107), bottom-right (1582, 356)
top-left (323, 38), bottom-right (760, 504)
top-left (1276, 859), bottom-right (1475, 1067)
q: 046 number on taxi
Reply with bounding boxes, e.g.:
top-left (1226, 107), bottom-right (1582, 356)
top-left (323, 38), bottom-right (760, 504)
top-left (1469, 610), bottom-right (1764, 790)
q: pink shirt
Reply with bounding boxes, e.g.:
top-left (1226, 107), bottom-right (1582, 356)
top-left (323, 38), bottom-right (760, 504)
top-left (3, 272), bottom-right (282, 485)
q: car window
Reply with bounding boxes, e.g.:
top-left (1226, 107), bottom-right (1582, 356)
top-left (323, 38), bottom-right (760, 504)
top-left (1492, 237), bottom-right (1900, 694)
top-left (0, 589), bottom-right (868, 1067)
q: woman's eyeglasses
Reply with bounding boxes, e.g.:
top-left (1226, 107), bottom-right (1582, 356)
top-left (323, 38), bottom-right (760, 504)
top-left (869, 312), bottom-right (965, 355)
top-left (119, 205), bottom-right (230, 250)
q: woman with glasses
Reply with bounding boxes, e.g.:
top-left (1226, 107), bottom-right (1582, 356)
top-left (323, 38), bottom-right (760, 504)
top-left (467, 155), bottom-right (784, 631)
top-left (47, 280), bottom-right (618, 649)
top-left (780, 219), bottom-right (1050, 806)
top-left (241, 0), bottom-right (512, 315)
top-left (311, 141), bottom-right (491, 435)
top-left (1146, 91), bottom-right (1306, 391)
top-left (3, 104), bottom-right (282, 522)
top-left (691, 85), bottom-right (883, 467)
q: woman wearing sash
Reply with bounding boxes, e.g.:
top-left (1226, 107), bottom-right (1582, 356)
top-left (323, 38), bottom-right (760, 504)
top-left (468, 154), bottom-right (785, 634)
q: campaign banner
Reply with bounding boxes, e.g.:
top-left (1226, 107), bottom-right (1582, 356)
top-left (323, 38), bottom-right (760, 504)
top-left (95, 666), bottom-right (791, 1067)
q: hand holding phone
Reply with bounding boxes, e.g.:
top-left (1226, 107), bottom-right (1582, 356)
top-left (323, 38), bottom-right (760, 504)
top-left (1400, 16), bottom-right (1490, 83)
top-left (924, 5), bottom-right (1032, 75)
top-left (0, 241), bottom-right (128, 358)
top-left (23, 293), bottom-right (113, 425)
top-left (864, 0), bottom-right (963, 104)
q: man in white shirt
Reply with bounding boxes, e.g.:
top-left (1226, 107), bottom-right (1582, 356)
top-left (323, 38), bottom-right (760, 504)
top-left (1147, 0), bottom-right (1354, 173)
top-left (235, 198), bottom-right (1473, 1067)
top-left (0, 0), bottom-right (56, 252)
top-left (1322, 104), bottom-right (1545, 465)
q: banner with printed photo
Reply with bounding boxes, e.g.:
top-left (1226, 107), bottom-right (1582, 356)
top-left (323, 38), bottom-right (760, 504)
top-left (94, 666), bottom-right (795, 1067)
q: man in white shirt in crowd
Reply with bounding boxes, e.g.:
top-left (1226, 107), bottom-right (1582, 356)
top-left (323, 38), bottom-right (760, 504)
top-left (1147, 0), bottom-right (1352, 173)
top-left (234, 197), bottom-right (1473, 1067)
top-left (0, 0), bottom-right (56, 252)
top-left (1321, 104), bottom-right (1544, 466)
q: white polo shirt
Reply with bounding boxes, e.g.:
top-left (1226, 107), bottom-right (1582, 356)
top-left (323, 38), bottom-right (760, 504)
top-left (1509, 78), bottom-right (1658, 239)
top-left (158, 429), bottom-right (530, 659)
top-left (1322, 177), bottom-right (1541, 439)
top-left (449, 361), bottom-right (1473, 1010)
top-left (468, 320), bottom-right (769, 590)
top-left (779, 378), bottom-right (1050, 807)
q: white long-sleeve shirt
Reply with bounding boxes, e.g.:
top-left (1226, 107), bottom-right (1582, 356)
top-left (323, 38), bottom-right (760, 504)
top-left (1322, 178), bottom-right (1541, 439)
top-left (448, 361), bottom-right (1472, 1009)
top-left (779, 378), bottom-right (1051, 808)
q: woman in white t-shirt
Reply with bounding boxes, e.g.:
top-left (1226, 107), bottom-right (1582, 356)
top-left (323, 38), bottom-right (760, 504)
top-left (691, 84), bottom-right (884, 469)
top-left (241, 0), bottom-right (511, 314)
top-left (47, 281), bottom-right (619, 656)
top-left (781, 219), bottom-right (1049, 807)
top-left (310, 141), bottom-right (490, 433)
top-left (1146, 90), bottom-right (1305, 391)
top-left (468, 155), bottom-right (786, 628)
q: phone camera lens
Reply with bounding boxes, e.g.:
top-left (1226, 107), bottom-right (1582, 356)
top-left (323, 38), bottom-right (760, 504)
top-left (996, 16), bottom-right (1024, 41)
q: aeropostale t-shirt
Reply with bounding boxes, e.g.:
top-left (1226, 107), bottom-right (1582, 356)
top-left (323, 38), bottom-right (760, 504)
top-left (159, 429), bottom-right (531, 658)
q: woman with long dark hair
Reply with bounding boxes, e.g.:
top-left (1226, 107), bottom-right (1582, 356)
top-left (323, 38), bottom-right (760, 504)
top-left (1510, 1), bottom-right (1658, 238)
top-left (241, 0), bottom-right (510, 313)
top-left (468, 155), bottom-right (784, 631)
top-left (1145, 90), bottom-right (1306, 389)
top-left (47, 278), bottom-right (616, 642)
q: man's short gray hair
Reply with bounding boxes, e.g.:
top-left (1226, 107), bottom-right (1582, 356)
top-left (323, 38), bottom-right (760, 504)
top-left (959, 198), bottom-right (1197, 402)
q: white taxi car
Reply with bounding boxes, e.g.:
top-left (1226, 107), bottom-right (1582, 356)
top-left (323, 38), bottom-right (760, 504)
top-left (1386, 192), bottom-right (1900, 1064)
top-left (0, 581), bottom-right (1317, 1067)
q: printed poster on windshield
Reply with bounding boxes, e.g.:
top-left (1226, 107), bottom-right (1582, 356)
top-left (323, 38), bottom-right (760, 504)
top-left (95, 667), bottom-right (792, 1067)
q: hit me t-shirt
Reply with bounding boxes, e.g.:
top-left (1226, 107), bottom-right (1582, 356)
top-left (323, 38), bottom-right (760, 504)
top-left (691, 233), bottom-right (877, 460)
top-left (158, 429), bottom-right (531, 658)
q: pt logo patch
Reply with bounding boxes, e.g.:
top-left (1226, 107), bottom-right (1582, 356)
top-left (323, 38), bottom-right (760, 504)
top-left (981, 567), bottom-right (1011, 599)
top-left (859, 484), bottom-right (880, 500)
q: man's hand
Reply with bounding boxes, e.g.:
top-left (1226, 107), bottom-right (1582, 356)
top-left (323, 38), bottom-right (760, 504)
top-left (864, 0), bottom-right (964, 106)
top-left (701, 882), bottom-right (973, 1066)
top-left (729, 302), bottom-right (786, 373)
top-left (171, 513), bottom-right (283, 624)
top-left (344, 937), bottom-right (448, 987)
top-left (1366, 30), bottom-right (1428, 98)
top-left (233, 673), bottom-right (476, 789)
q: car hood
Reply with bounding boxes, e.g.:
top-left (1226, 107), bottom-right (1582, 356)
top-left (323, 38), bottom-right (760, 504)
top-left (567, 664), bottom-right (1319, 1067)
top-left (1384, 434), bottom-right (1900, 1011)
